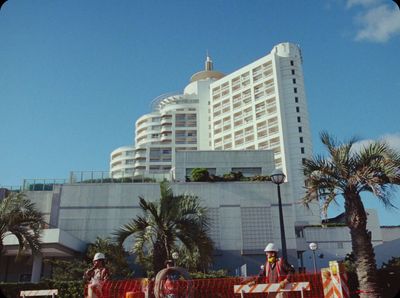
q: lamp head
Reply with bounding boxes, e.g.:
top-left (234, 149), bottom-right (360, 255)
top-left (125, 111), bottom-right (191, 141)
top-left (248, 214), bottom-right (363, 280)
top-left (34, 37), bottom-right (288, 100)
top-left (271, 169), bottom-right (286, 185)
top-left (309, 242), bottom-right (318, 251)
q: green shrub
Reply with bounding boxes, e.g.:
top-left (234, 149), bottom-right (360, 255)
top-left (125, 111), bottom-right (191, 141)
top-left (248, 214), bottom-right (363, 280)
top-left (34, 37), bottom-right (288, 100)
top-left (189, 269), bottom-right (228, 279)
top-left (250, 175), bottom-right (271, 181)
top-left (222, 171), bottom-right (243, 181)
top-left (191, 168), bottom-right (210, 182)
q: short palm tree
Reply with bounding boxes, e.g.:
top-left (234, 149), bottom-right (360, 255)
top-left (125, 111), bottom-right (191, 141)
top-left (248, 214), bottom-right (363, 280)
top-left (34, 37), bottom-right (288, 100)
top-left (115, 182), bottom-right (214, 275)
top-left (0, 192), bottom-right (44, 257)
top-left (302, 132), bottom-right (400, 298)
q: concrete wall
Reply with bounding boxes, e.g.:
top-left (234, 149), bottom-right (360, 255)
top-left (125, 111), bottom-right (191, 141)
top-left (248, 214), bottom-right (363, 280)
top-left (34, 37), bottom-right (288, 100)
top-left (27, 181), bottom-right (302, 274)
top-left (25, 190), bottom-right (53, 224)
top-left (23, 182), bottom-right (399, 275)
top-left (381, 226), bottom-right (400, 242)
top-left (301, 209), bottom-right (385, 268)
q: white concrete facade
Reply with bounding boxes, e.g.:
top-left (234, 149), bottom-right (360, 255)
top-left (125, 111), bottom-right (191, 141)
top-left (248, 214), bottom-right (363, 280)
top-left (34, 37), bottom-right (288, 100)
top-left (2, 177), bottom-right (398, 281)
top-left (109, 57), bottom-right (224, 178)
top-left (110, 42), bottom-right (319, 225)
top-left (110, 146), bottom-right (135, 178)
top-left (20, 181), bottom-right (302, 274)
top-left (209, 43), bottom-right (315, 225)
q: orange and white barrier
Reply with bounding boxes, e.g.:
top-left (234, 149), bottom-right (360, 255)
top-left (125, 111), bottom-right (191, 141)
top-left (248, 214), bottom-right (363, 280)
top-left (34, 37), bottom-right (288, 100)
top-left (234, 282), bottom-right (310, 297)
top-left (321, 261), bottom-right (350, 298)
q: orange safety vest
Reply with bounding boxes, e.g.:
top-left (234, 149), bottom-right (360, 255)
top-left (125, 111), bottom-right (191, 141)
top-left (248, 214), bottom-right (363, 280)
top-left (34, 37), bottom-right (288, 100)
top-left (264, 258), bottom-right (287, 283)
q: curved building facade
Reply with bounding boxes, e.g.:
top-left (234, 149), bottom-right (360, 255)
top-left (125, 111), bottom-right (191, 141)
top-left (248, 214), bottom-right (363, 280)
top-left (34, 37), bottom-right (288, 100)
top-left (109, 146), bottom-right (135, 177)
top-left (110, 56), bottom-right (224, 178)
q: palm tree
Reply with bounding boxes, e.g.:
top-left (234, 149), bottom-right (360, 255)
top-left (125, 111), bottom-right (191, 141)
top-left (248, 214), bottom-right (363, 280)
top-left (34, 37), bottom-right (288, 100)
top-left (115, 182), bottom-right (214, 275)
top-left (0, 192), bottom-right (44, 257)
top-left (302, 132), bottom-right (400, 298)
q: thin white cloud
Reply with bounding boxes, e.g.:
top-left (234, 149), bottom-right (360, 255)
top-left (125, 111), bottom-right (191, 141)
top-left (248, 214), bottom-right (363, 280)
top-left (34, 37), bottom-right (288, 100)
top-left (381, 133), bottom-right (400, 151)
top-left (345, 0), bottom-right (400, 43)
top-left (353, 133), bottom-right (400, 152)
top-left (355, 5), bottom-right (400, 42)
top-left (346, 0), bottom-right (382, 9)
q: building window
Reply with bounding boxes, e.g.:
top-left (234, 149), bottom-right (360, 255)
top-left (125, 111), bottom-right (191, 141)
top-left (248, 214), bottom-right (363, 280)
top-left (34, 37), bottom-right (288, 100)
top-left (301, 147), bottom-right (305, 154)
top-left (295, 97), bottom-right (299, 103)
top-left (300, 136), bottom-right (303, 143)
top-left (298, 126), bottom-right (302, 133)
top-left (297, 116), bottom-right (301, 123)
top-left (294, 88), bottom-right (297, 93)
top-left (296, 106), bottom-right (300, 113)
top-left (231, 167), bottom-right (262, 177)
top-left (337, 242), bottom-right (344, 249)
top-left (292, 78), bottom-right (296, 84)
top-left (126, 151), bottom-right (134, 156)
top-left (291, 69), bottom-right (295, 75)
top-left (302, 158), bottom-right (306, 164)
top-left (290, 60), bottom-right (294, 66)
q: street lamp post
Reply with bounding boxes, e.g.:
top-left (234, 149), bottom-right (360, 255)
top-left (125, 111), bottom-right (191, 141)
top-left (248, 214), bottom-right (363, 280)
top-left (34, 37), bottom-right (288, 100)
top-left (270, 169), bottom-right (287, 261)
top-left (309, 242), bottom-right (318, 274)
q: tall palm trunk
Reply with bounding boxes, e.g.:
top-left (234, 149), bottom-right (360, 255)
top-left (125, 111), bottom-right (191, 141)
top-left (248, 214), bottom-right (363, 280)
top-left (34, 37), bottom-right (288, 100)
top-left (153, 240), bottom-right (167, 275)
top-left (344, 191), bottom-right (381, 298)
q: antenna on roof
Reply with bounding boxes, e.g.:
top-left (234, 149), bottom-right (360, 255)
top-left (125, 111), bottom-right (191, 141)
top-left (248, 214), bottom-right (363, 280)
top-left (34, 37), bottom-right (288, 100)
top-left (205, 50), bottom-right (213, 71)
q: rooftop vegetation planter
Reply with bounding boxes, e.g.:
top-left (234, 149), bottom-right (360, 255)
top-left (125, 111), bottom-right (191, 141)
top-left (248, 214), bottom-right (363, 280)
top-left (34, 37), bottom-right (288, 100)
top-left (189, 168), bottom-right (271, 182)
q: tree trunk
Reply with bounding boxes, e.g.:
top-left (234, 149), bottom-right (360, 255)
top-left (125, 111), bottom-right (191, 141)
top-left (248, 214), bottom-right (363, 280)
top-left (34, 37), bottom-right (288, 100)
top-left (344, 191), bottom-right (381, 298)
top-left (153, 239), bottom-right (167, 275)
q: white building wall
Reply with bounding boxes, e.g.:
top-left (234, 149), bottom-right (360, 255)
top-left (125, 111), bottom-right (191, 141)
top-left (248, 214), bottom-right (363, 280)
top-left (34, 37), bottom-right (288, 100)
top-left (301, 209), bottom-right (384, 268)
top-left (381, 226), bottom-right (400, 242)
top-left (47, 182), bottom-right (296, 256)
top-left (208, 42), bottom-right (319, 225)
top-left (110, 43), bottom-right (320, 224)
top-left (110, 146), bottom-right (135, 177)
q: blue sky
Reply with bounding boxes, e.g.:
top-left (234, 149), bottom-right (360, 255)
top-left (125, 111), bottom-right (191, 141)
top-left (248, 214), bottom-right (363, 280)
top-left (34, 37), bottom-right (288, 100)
top-left (0, 0), bottom-right (399, 225)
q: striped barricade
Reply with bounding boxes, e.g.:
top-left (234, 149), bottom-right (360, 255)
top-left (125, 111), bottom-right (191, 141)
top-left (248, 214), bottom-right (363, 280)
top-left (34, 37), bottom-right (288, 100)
top-left (321, 265), bottom-right (350, 298)
top-left (20, 289), bottom-right (58, 297)
top-left (234, 282), bottom-right (310, 297)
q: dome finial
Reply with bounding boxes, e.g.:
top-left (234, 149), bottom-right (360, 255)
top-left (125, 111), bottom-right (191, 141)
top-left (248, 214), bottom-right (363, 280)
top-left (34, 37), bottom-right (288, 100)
top-left (205, 50), bottom-right (213, 71)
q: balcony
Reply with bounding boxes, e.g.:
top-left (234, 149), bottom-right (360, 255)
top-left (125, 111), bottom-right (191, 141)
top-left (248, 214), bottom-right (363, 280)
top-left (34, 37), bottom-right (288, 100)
top-left (135, 150), bottom-right (147, 159)
top-left (160, 125), bottom-right (172, 133)
top-left (160, 133), bottom-right (172, 142)
top-left (134, 159), bottom-right (147, 168)
top-left (161, 117), bottom-right (172, 125)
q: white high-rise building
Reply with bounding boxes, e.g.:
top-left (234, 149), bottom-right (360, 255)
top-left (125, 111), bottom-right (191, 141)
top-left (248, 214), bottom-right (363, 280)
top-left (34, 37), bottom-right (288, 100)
top-left (110, 56), bottom-right (224, 178)
top-left (110, 42), bottom-right (318, 223)
top-left (208, 42), bottom-right (314, 223)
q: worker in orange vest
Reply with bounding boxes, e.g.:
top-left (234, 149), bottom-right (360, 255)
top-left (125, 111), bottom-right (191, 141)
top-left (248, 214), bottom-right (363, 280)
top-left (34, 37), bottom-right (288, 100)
top-left (259, 243), bottom-right (294, 297)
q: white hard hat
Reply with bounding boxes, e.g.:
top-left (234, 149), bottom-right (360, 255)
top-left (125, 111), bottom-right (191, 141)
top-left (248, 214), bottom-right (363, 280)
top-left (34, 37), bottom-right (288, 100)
top-left (264, 243), bottom-right (278, 252)
top-left (93, 252), bottom-right (105, 261)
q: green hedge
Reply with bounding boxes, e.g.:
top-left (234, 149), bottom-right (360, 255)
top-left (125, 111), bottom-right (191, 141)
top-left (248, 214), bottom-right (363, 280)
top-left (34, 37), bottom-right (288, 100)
top-left (0, 280), bottom-right (84, 298)
top-left (189, 168), bottom-right (271, 182)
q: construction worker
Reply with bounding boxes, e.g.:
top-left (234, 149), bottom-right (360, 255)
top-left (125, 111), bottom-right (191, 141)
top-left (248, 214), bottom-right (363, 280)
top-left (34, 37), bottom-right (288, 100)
top-left (84, 252), bottom-right (110, 298)
top-left (259, 243), bottom-right (294, 298)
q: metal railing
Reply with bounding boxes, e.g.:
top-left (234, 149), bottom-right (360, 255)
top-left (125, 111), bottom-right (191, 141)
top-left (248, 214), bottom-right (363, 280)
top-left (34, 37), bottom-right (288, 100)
top-left (0, 185), bottom-right (22, 192)
top-left (17, 170), bottom-right (173, 192)
top-left (22, 179), bottom-right (66, 191)
top-left (69, 171), bottom-right (172, 184)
